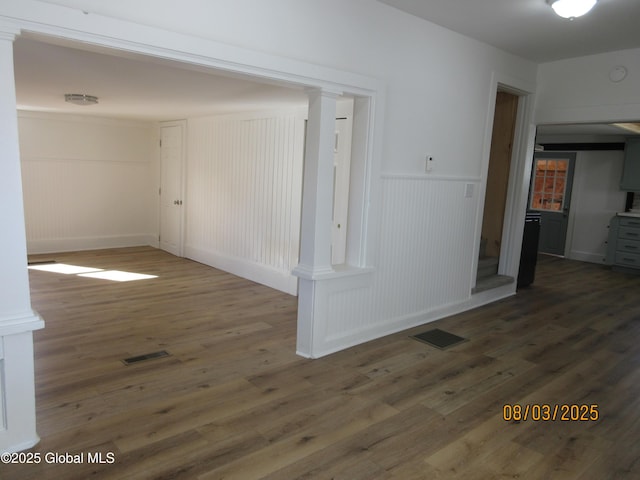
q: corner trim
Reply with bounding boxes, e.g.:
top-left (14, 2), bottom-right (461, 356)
top-left (292, 264), bottom-right (375, 281)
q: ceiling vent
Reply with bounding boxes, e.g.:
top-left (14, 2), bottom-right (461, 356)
top-left (64, 93), bottom-right (98, 106)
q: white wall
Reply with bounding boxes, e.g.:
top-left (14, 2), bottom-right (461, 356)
top-left (19, 112), bottom-right (158, 253)
top-left (185, 109), bottom-right (305, 295)
top-left (536, 46), bottom-right (640, 125)
top-left (567, 150), bottom-right (626, 263)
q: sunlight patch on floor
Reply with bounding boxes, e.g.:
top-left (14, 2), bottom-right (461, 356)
top-left (27, 263), bottom-right (101, 275)
top-left (28, 263), bottom-right (158, 282)
top-left (79, 270), bottom-right (157, 282)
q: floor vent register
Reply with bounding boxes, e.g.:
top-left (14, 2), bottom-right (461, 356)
top-left (411, 328), bottom-right (467, 350)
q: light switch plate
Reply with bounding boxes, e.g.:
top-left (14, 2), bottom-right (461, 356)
top-left (464, 183), bottom-right (474, 198)
top-left (425, 155), bottom-right (434, 172)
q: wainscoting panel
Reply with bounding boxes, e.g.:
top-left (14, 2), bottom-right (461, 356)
top-left (310, 174), bottom-right (483, 356)
top-left (373, 175), bottom-right (479, 319)
top-left (185, 111), bottom-right (305, 295)
top-left (21, 159), bottom-right (155, 253)
top-left (19, 113), bottom-right (157, 254)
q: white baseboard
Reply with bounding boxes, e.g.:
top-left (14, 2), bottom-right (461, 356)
top-left (0, 435), bottom-right (40, 454)
top-left (26, 234), bottom-right (158, 254)
top-left (184, 245), bottom-right (298, 296)
top-left (310, 283), bottom-right (516, 358)
top-left (568, 250), bottom-right (606, 264)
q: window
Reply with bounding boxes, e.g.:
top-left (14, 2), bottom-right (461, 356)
top-left (530, 158), bottom-right (568, 211)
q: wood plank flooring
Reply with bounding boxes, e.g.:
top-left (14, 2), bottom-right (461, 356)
top-left (4, 247), bottom-right (640, 479)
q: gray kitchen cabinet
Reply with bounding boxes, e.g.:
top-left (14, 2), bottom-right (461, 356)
top-left (606, 215), bottom-right (640, 272)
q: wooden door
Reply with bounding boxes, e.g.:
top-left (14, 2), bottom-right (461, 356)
top-left (480, 91), bottom-right (519, 259)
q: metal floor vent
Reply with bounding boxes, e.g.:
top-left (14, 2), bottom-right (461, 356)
top-left (122, 350), bottom-right (170, 365)
top-left (28, 260), bottom-right (57, 265)
top-left (411, 328), bottom-right (467, 350)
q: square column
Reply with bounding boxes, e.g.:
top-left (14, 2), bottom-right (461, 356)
top-left (0, 28), bottom-right (32, 319)
top-left (293, 88), bottom-right (340, 280)
top-left (0, 25), bottom-right (44, 453)
top-left (293, 88), bottom-right (341, 357)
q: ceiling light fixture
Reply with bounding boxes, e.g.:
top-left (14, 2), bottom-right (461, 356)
top-left (547, 0), bottom-right (597, 19)
top-left (64, 93), bottom-right (99, 106)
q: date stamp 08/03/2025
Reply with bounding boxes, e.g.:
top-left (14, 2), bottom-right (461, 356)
top-left (0, 405), bottom-right (602, 467)
top-left (503, 404), bottom-right (600, 422)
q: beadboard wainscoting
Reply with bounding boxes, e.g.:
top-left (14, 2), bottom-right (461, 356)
top-left (305, 173), bottom-right (517, 357)
top-left (184, 110), bottom-right (305, 295)
top-left (374, 174), bottom-right (480, 317)
top-left (19, 113), bottom-right (158, 254)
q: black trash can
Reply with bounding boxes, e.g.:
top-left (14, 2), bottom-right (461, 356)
top-left (517, 212), bottom-right (541, 288)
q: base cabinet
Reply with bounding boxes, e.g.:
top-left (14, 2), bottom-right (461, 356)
top-left (606, 216), bottom-right (640, 271)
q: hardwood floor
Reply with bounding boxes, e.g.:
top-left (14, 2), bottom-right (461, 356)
top-left (4, 247), bottom-right (640, 479)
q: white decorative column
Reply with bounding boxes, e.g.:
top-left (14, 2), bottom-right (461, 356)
top-left (294, 88), bottom-right (340, 357)
top-left (0, 22), bottom-right (45, 453)
top-left (294, 88), bottom-right (340, 278)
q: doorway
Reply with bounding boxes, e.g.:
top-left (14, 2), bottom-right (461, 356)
top-left (528, 152), bottom-right (576, 256)
top-left (477, 90), bottom-right (519, 288)
top-left (331, 117), bottom-right (353, 265)
top-left (304, 111), bottom-right (355, 267)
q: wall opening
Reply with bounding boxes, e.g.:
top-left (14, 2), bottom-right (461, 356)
top-left (475, 90), bottom-right (520, 293)
top-left (12, 27), bottom-right (378, 360)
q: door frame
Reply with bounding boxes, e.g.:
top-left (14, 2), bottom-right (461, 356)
top-left (473, 72), bottom-right (537, 290)
top-left (159, 120), bottom-right (187, 257)
top-left (480, 90), bottom-right (520, 261)
top-left (331, 116), bottom-right (353, 266)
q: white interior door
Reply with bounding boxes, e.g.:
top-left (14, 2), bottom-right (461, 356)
top-left (160, 121), bottom-right (185, 256)
top-left (331, 118), bottom-right (353, 265)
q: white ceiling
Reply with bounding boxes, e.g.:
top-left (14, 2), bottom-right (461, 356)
top-left (13, 36), bottom-right (309, 121)
top-left (378, 0), bottom-right (640, 63)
